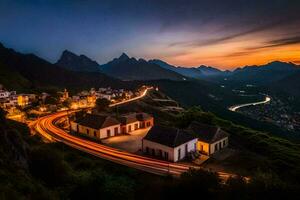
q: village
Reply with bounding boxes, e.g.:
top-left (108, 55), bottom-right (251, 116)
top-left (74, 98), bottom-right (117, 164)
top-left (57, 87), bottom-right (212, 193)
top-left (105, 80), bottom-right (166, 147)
top-left (0, 84), bottom-right (229, 164)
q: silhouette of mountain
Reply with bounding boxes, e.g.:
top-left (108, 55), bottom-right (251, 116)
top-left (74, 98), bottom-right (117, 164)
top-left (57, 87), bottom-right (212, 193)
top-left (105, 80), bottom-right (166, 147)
top-left (272, 71), bottom-right (300, 98)
top-left (149, 59), bottom-right (224, 78)
top-left (56, 50), bottom-right (101, 72)
top-left (0, 43), bottom-right (129, 90)
top-left (100, 54), bottom-right (187, 81)
top-left (228, 61), bottom-right (299, 84)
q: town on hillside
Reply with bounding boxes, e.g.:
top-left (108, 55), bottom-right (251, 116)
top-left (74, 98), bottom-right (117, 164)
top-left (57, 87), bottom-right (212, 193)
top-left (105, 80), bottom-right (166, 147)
top-left (1, 83), bottom-right (230, 164)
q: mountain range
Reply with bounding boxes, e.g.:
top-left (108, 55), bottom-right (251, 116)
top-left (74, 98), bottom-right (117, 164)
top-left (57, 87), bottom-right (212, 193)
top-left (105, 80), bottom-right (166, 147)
top-left (100, 53), bottom-right (187, 81)
top-left (56, 49), bottom-right (300, 85)
top-left (0, 43), bottom-right (129, 91)
top-left (1, 42), bottom-right (300, 100)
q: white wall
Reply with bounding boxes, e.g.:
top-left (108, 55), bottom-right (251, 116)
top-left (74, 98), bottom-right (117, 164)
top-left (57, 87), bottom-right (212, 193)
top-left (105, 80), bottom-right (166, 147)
top-left (142, 140), bottom-right (175, 161)
top-left (99, 124), bottom-right (121, 138)
top-left (124, 121), bottom-right (140, 133)
top-left (174, 138), bottom-right (198, 162)
top-left (70, 121), bottom-right (121, 139)
top-left (142, 138), bottom-right (198, 162)
top-left (210, 137), bottom-right (228, 154)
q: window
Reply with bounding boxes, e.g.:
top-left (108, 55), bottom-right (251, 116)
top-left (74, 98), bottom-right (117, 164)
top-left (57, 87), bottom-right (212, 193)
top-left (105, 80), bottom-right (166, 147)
top-left (107, 129), bottom-right (111, 137)
top-left (158, 149), bottom-right (162, 157)
top-left (219, 142), bottom-right (222, 149)
top-left (86, 129), bottom-right (89, 135)
top-left (185, 144), bottom-right (188, 156)
top-left (215, 144), bottom-right (218, 151)
top-left (134, 123), bottom-right (138, 130)
top-left (223, 140), bottom-right (226, 147)
top-left (151, 149), bottom-right (155, 156)
top-left (200, 144), bottom-right (203, 152)
top-left (146, 147), bottom-right (149, 154)
top-left (146, 122), bottom-right (151, 127)
top-left (178, 148), bottom-right (181, 160)
top-left (164, 152), bottom-right (169, 160)
top-left (128, 125), bottom-right (132, 132)
top-left (114, 127), bottom-right (118, 135)
top-left (94, 131), bottom-right (97, 137)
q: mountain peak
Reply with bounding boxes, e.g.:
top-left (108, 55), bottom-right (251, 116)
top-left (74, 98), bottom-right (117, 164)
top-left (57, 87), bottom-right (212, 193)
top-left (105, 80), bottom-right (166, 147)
top-left (56, 50), bottom-right (100, 72)
top-left (62, 49), bottom-right (76, 56)
top-left (119, 52), bottom-right (129, 60)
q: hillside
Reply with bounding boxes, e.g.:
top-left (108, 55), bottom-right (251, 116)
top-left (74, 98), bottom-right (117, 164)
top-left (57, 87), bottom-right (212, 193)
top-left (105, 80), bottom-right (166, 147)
top-left (272, 71), bottom-right (300, 97)
top-left (100, 53), bottom-right (187, 81)
top-left (228, 61), bottom-right (299, 84)
top-left (0, 43), bottom-right (133, 91)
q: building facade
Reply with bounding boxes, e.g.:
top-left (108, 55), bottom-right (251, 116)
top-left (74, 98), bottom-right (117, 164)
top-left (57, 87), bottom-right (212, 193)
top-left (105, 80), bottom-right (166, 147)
top-left (142, 126), bottom-right (198, 162)
top-left (70, 112), bottom-right (154, 139)
top-left (188, 121), bottom-right (229, 156)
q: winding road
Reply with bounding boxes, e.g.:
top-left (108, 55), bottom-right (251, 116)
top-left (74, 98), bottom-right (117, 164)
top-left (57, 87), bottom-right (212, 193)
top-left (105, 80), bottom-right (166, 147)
top-left (229, 96), bottom-right (271, 112)
top-left (32, 87), bottom-right (235, 180)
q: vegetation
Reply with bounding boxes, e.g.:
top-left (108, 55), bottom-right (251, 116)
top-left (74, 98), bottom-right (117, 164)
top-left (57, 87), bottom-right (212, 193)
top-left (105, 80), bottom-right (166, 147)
top-left (1, 102), bottom-right (300, 199)
top-left (175, 107), bottom-right (300, 186)
top-left (95, 98), bottom-right (110, 112)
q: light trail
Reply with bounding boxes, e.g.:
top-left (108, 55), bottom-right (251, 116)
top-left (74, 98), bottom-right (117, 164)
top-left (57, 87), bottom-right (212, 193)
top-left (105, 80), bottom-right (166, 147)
top-left (33, 86), bottom-right (238, 179)
top-left (229, 96), bottom-right (271, 112)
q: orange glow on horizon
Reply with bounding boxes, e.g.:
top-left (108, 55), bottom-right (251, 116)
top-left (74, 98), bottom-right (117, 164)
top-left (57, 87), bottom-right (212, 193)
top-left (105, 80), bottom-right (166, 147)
top-left (152, 35), bottom-right (300, 70)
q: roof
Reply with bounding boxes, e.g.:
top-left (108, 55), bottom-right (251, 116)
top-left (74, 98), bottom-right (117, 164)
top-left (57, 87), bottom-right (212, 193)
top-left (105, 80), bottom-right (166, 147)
top-left (75, 114), bottom-right (120, 129)
top-left (119, 112), bottom-right (152, 124)
top-left (188, 121), bottom-right (229, 143)
top-left (119, 113), bottom-right (138, 124)
top-left (136, 112), bottom-right (152, 121)
top-left (143, 126), bottom-right (197, 148)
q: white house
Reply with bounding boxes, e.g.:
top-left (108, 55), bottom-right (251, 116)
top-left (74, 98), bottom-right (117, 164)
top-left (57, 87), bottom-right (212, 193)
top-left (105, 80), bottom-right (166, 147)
top-left (70, 114), bottom-right (121, 139)
top-left (188, 121), bottom-right (229, 156)
top-left (142, 126), bottom-right (198, 162)
top-left (0, 90), bottom-right (10, 99)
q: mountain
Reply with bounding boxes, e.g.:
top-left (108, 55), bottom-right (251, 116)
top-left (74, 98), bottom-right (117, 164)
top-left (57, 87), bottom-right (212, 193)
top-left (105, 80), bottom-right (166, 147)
top-left (149, 59), bottom-right (225, 79)
top-left (228, 61), bottom-right (299, 84)
top-left (56, 50), bottom-right (101, 72)
top-left (100, 53), bottom-right (187, 81)
top-left (272, 71), bottom-right (300, 98)
top-left (0, 43), bottom-right (130, 91)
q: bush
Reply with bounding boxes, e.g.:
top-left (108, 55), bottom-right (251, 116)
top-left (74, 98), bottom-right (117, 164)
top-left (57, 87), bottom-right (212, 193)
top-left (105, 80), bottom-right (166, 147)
top-left (29, 145), bottom-right (72, 187)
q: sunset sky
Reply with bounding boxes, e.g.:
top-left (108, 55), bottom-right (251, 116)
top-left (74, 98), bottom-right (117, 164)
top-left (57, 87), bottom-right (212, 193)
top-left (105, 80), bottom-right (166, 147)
top-left (1, 0), bottom-right (300, 70)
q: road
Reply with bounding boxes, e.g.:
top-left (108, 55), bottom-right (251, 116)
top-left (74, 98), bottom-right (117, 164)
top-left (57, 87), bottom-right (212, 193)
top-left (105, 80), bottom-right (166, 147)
top-left (33, 87), bottom-right (236, 180)
top-left (229, 96), bottom-right (271, 112)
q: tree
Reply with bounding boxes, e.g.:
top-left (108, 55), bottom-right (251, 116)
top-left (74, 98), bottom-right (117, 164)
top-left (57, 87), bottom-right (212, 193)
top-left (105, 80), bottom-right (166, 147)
top-left (44, 96), bottom-right (57, 105)
top-left (96, 98), bottom-right (110, 112)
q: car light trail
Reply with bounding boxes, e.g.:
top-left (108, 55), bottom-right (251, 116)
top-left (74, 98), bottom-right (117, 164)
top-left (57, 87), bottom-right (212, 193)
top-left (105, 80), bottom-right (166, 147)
top-left (229, 96), bottom-right (271, 112)
top-left (33, 86), bottom-right (237, 179)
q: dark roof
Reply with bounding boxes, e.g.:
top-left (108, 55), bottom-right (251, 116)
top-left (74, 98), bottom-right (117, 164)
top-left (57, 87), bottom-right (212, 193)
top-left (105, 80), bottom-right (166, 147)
top-left (119, 113), bottom-right (138, 124)
top-left (143, 126), bottom-right (197, 148)
top-left (136, 112), bottom-right (152, 121)
top-left (119, 112), bottom-right (152, 125)
top-left (188, 121), bottom-right (229, 143)
top-left (75, 114), bottom-right (120, 129)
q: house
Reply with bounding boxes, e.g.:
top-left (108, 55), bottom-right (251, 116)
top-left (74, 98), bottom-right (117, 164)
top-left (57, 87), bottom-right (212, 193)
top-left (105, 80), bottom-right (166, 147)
top-left (188, 121), bottom-right (229, 156)
top-left (119, 112), bottom-right (154, 134)
top-left (17, 95), bottom-right (29, 106)
top-left (142, 126), bottom-right (198, 162)
top-left (0, 90), bottom-right (10, 99)
top-left (70, 114), bottom-right (121, 139)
